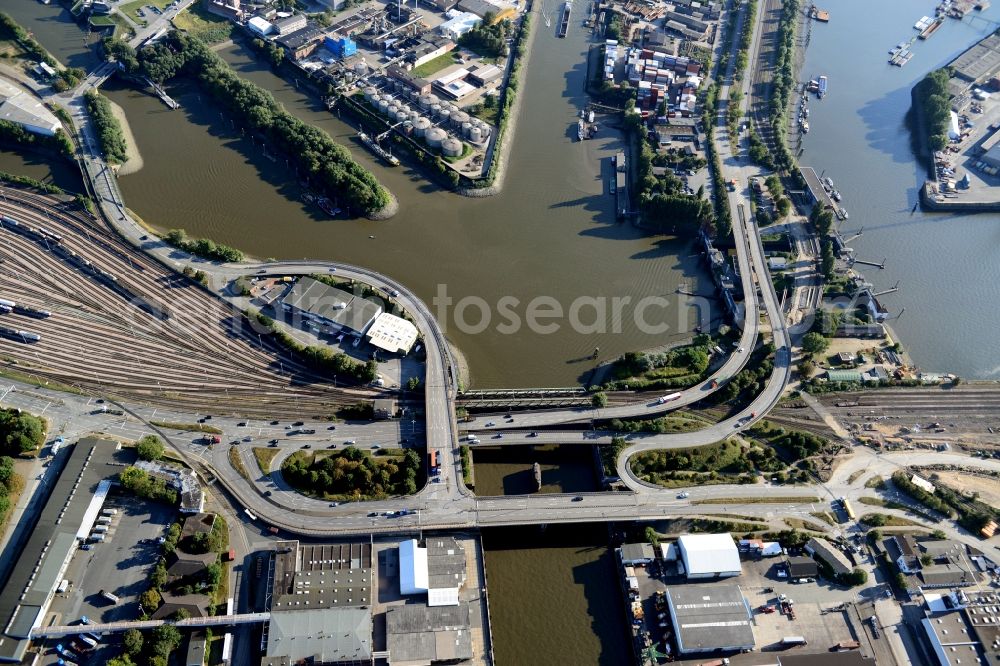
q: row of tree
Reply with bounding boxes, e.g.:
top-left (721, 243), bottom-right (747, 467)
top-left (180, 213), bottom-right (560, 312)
top-left (915, 68), bottom-right (953, 151)
top-left (84, 90), bottom-right (128, 164)
top-left (115, 32), bottom-right (390, 215)
top-left (0, 119), bottom-right (73, 158)
top-left (164, 228), bottom-right (243, 262)
top-left (282, 447), bottom-right (421, 498)
top-left (252, 312), bottom-right (378, 384)
top-left (766, 0), bottom-right (801, 172)
top-left (0, 455), bottom-right (17, 527)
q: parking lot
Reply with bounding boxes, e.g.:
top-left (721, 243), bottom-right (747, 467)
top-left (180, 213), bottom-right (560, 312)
top-left (40, 493), bottom-right (177, 663)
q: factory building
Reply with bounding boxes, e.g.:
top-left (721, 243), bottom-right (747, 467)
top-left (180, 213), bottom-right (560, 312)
top-left (247, 16), bottom-right (275, 36)
top-left (0, 437), bottom-right (120, 663)
top-left (264, 541), bottom-right (374, 665)
top-left (280, 277), bottom-right (383, 338)
top-left (677, 533), bottom-right (742, 578)
top-left (365, 312), bottom-right (419, 354)
top-left (399, 537), bottom-right (467, 606)
top-left (665, 584), bottom-right (755, 653)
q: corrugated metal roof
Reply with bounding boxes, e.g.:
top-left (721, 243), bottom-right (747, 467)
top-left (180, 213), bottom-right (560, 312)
top-left (678, 533), bottom-right (741, 575)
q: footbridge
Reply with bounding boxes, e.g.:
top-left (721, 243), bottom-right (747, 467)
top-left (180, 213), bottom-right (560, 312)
top-left (31, 613), bottom-right (270, 638)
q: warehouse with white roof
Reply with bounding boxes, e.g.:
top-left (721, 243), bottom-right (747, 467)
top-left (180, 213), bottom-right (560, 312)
top-left (365, 312), bottom-right (419, 354)
top-left (677, 533), bottom-right (741, 578)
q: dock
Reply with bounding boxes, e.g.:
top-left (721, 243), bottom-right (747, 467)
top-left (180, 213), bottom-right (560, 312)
top-left (809, 4), bottom-right (830, 21)
top-left (799, 166), bottom-right (845, 220)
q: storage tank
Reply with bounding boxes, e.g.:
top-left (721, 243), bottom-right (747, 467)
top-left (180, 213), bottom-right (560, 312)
top-left (461, 121), bottom-right (473, 137)
top-left (395, 109), bottom-right (408, 123)
top-left (441, 137), bottom-right (463, 157)
top-left (378, 99), bottom-right (390, 114)
top-left (439, 109), bottom-right (451, 124)
top-left (387, 104), bottom-right (399, 117)
top-left (451, 110), bottom-right (470, 127)
top-left (413, 117), bottom-right (431, 137)
top-left (414, 118), bottom-right (431, 136)
top-left (355, 61), bottom-right (369, 77)
top-left (418, 94), bottom-right (433, 109)
top-left (363, 86), bottom-right (377, 101)
top-left (409, 110), bottom-right (421, 124)
top-left (469, 126), bottom-right (483, 143)
top-left (430, 103), bottom-right (442, 117)
top-left (425, 127), bottom-right (447, 148)
top-left (427, 93), bottom-right (440, 107)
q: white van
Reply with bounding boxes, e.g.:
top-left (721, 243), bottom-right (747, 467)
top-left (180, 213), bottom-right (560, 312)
top-left (92, 525), bottom-right (108, 534)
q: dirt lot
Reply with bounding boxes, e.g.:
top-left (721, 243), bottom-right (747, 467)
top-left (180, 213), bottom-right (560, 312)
top-left (932, 471), bottom-right (1000, 507)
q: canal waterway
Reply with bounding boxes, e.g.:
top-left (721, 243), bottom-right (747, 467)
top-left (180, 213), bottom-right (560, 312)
top-left (0, 149), bottom-right (84, 193)
top-left (472, 444), bottom-right (600, 495)
top-left (800, 0), bottom-right (1000, 378)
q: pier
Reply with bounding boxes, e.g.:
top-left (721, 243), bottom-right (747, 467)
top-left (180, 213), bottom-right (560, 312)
top-left (143, 77), bottom-right (179, 110)
top-left (852, 257), bottom-right (886, 269)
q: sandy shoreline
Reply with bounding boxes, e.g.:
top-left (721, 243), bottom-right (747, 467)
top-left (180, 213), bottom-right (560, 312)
top-left (108, 98), bottom-right (144, 175)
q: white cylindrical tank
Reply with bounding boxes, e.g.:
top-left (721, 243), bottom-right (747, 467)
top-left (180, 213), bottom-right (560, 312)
top-left (378, 99), bottom-right (390, 114)
top-left (430, 103), bottom-right (442, 117)
top-left (395, 109), bottom-right (408, 123)
top-left (387, 104), bottom-right (399, 117)
top-left (451, 110), bottom-right (470, 127)
top-left (419, 94), bottom-right (434, 109)
top-left (425, 127), bottom-right (447, 148)
top-left (461, 121), bottom-right (473, 137)
top-left (427, 93), bottom-right (440, 106)
top-left (364, 86), bottom-right (377, 101)
top-left (409, 110), bottom-right (421, 124)
top-left (442, 137), bottom-right (463, 157)
top-left (413, 117), bottom-right (431, 137)
top-left (439, 109), bottom-right (451, 124)
top-left (469, 126), bottom-right (483, 143)
top-left (355, 62), bottom-right (369, 77)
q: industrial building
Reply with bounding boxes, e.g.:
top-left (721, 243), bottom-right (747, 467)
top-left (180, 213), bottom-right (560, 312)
top-left (386, 604), bottom-right (474, 666)
top-left (0, 437), bottom-right (119, 663)
top-left (805, 537), bottom-right (853, 577)
top-left (264, 541), bottom-right (374, 665)
top-left (0, 78), bottom-right (61, 137)
top-left (786, 555), bottom-right (819, 580)
top-left (280, 277), bottom-right (383, 338)
top-left (399, 537), bottom-right (467, 606)
top-left (365, 312), bottom-right (420, 354)
top-left (922, 590), bottom-right (1000, 666)
top-left (664, 584), bottom-right (755, 654)
top-left (438, 10), bottom-right (482, 40)
top-left (619, 542), bottom-right (656, 565)
top-left (677, 533), bottom-right (742, 578)
top-left (247, 15), bottom-right (275, 36)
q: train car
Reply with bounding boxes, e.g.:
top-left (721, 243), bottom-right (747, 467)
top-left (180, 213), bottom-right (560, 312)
top-left (37, 227), bottom-right (63, 243)
top-left (18, 331), bottom-right (41, 342)
top-left (0, 298), bottom-right (16, 309)
top-left (0, 305), bottom-right (10, 314)
top-left (13, 305), bottom-right (51, 319)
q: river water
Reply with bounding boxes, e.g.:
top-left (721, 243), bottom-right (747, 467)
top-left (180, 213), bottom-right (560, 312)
top-left (800, 0), bottom-right (1000, 378)
top-left (35, 7), bottom-right (709, 389)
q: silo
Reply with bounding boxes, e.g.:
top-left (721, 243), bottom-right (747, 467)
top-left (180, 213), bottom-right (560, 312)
top-left (355, 61), bottom-right (369, 77)
top-left (413, 117), bottom-right (431, 137)
top-left (364, 86), bottom-right (377, 101)
top-left (461, 121), bottom-right (473, 137)
top-left (469, 126), bottom-right (483, 143)
top-left (430, 103), bottom-right (442, 117)
top-left (451, 110), bottom-right (470, 127)
top-left (441, 138), bottom-right (463, 157)
top-left (419, 94), bottom-right (434, 110)
top-left (439, 109), bottom-right (451, 125)
top-left (378, 99), bottom-right (390, 114)
top-left (395, 109), bottom-right (408, 123)
top-left (425, 127), bottom-right (447, 149)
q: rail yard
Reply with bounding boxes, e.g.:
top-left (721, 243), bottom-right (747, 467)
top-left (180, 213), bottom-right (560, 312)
top-left (0, 188), bottom-right (377, 415)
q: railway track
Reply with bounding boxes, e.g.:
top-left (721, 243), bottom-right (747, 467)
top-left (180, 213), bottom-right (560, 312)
top-left (0, 190), bottom-right (382, 415)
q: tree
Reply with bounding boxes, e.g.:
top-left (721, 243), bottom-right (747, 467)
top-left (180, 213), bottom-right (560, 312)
top-left (644, 526), bottom-right (660, 547)
top-left (123, 628), bottom-right (144, 656)
top-left (931, 529), bottom-right (947, 540)
top-left (820, 239), bottom-right (835, 280)
top-left (839, 567), bottom-right (868, 587)
top-left (139, 588), bottom-right (161, 612)
top-left (107, 657), bottom-right (136, 666)
top-left (150, 562), bottom-right (168, 589)
top-left (407, 376), bottom-right (421, 391)
top-left (136, 435), bottom-right (165, 461)
top-left (801, 332), bottom-right (829, 356)
top-left (591, 392), bottom-right (608, 408)
top-left (151, 624), bottom-right (182, 657)
top-left (172, 608), bottom-right (191, 621)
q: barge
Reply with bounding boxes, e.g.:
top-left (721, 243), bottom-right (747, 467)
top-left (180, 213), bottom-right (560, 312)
top-left (558, 0), bottom-right (571, 37)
